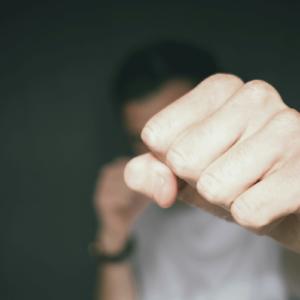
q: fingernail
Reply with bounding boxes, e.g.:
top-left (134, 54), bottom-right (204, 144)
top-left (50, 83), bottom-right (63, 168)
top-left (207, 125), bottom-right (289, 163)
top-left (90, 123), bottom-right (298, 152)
top-left (153, 176), bottom-right (165, 202)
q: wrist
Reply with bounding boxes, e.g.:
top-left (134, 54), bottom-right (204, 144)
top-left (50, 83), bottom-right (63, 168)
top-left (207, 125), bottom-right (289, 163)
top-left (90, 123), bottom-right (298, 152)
top-left (96, 228), bottom-right (131, 255)
top-left (89, 236), bottom-right (135, 264)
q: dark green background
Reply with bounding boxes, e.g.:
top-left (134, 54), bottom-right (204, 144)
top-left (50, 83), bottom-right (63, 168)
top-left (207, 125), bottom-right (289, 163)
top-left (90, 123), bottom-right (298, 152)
top-left (1, 1), bottom-right (300, 299)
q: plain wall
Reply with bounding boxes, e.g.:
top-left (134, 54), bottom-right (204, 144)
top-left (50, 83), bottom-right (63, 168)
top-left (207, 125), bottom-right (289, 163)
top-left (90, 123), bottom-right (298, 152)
top-left (1, 1), bottom-right (300, 299)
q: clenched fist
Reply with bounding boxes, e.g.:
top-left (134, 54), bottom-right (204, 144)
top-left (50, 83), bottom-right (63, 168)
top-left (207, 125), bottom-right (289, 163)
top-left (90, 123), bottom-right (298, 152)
top-left (94, 158), bottom-right (150, 253)
top-left (124, 74), bottom-right (300, 253)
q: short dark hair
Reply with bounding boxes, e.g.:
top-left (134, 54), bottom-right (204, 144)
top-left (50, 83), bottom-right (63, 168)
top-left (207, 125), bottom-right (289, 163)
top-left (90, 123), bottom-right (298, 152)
top-left (111, 39), bottom-right (220, 116)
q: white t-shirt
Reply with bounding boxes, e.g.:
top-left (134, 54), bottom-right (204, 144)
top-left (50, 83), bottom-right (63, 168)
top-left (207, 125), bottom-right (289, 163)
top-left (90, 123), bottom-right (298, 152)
top-left (131, 202), bottom-right (287, 300)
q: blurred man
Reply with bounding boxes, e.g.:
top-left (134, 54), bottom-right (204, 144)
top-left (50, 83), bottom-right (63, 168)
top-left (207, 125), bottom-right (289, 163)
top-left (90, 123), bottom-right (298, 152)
top-left (92, 41), bottom-right (289, 300)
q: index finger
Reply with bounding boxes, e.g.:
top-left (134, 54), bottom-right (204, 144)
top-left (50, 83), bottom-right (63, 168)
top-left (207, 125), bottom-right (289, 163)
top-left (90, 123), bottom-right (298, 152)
top-left (141, 74), bottom-right (244, 161)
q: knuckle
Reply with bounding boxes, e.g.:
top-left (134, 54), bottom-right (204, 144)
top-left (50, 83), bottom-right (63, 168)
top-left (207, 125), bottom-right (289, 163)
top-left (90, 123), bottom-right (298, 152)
top-left (141, 115), bottom-right (170, 152)
top-left (244, 79), bottom-right (273, 94)
top-left (242, 80), bottom-right (276, 105)
top-left (271, 108), bottom-right (300, 132)
top-left (235, 80), bottom-right (285, 112)
top-left (200, 73), bottom-right (243, 89)
top-left (197, 171), bottom-right (224, 205)
top-left (231, 197), bottom-right (270, 231)
top-left (166, 146), bottom-right (189, 177)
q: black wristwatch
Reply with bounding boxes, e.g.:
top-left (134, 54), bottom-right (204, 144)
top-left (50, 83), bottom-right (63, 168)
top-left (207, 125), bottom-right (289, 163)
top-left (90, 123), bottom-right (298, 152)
top-left (88, 237), bottom-right (135, 264)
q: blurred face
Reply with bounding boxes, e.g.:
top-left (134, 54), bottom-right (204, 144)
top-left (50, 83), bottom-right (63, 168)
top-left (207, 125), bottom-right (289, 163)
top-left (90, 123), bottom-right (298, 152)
top-left (123, 79), bottom-right (193, 155)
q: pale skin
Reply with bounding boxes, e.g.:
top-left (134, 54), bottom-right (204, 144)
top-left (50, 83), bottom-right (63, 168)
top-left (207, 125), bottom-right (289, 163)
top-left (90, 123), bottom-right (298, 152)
top-left (125, 74), bottom-right (300, 294)
top-left (93, 80), bottom-right (193, 300)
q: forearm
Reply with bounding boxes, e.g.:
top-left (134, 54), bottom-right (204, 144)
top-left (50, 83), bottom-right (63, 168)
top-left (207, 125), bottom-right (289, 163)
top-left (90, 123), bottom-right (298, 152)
top-left (96, 261), bottom-right (137, 300)
top-left (283, 248), bottom-right (300, 296)
top-left (94, 230), bottom-right (138, 300)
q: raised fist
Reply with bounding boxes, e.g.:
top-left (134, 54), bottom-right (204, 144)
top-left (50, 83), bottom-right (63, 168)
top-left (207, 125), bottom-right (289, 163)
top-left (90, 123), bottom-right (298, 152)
top-left (125, 74), bottom-right (300, 253)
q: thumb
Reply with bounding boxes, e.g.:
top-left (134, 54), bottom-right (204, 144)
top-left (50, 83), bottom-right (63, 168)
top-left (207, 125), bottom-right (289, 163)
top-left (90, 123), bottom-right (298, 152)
top-left (124, 153), bottom-right (178, 208)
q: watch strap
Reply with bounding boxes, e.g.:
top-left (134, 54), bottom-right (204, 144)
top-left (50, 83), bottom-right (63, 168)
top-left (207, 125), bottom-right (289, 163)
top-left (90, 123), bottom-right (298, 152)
top-left (88, 237), bottom-right (135, 264)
